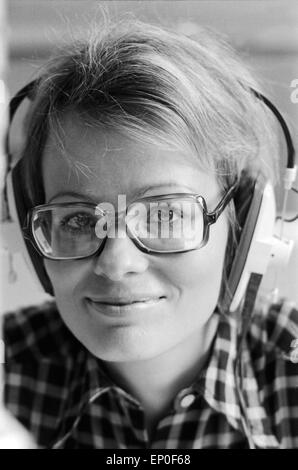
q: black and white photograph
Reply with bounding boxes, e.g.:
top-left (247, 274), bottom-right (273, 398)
top-left (0, 0), bottom-right (298, 451)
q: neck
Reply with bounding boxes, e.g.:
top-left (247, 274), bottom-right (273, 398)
top-left (102, 313), bottom-right (219, 431)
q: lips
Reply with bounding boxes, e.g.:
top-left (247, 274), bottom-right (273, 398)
top-left (86, 295), bottom-right (166, 318)
top-left (87, 296), bottom-right (166, 306)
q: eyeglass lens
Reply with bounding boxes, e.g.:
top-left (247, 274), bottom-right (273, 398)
top-left (32, 198), bottom-right (205, 258)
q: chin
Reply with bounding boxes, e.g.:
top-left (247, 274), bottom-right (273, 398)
top-left (83, 329), bottom-right (172, 363)
top-left (87, 344), bottom-right (162, 363)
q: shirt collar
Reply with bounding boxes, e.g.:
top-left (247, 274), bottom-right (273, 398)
top-left (194, 310), bottom-right (280, 448)
top-left (196, 312), bottom-right (242, 427)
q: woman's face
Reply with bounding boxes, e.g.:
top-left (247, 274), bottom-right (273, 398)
top-left (42, 113), bottom-right (229, 362)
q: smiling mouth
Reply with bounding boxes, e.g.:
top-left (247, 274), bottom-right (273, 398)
top-left (86, 296), bottom-right (166, 316)
top-left (88, 297), bottom-right (166, 306)
top-left (100, 297), bottom-right (165, 307)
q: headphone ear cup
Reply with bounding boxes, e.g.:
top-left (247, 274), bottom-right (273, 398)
top-left (220, 174), bottom-right (276, 313)
top-left (9, 159), bottom-right (54, 295)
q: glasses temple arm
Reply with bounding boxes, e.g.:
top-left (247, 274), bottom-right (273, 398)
top-left (207, 181), bottom-right (238, 224)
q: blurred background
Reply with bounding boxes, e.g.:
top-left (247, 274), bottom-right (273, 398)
top-left (1, 0), bottom-right (298, 311)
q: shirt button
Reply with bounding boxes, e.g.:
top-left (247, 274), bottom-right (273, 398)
top-left (180, 393), bottom-right (196, 409)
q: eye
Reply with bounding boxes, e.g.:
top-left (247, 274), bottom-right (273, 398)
top-left (149, 203), bottom-right (182, 224)
top-left (59, 212), bottom-right (97, 233)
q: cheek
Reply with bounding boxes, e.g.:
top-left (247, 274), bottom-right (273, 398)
top-left (43, 259), bottom-right (88, 301)
top-left (168, 248), bottom-right (224, 298)
top-left (43, 259), bottom-right (93, 344)
top-left (162, 219), bottom-right (228, 315)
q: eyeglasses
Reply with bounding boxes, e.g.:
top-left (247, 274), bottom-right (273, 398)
top-left (23, 183), bottom-right (238, 260)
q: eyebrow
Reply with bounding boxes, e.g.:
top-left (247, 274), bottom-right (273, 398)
top-left (47, 183), bottom-right (197, 204)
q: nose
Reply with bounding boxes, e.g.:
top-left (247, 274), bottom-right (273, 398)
top-left (93, 230), bottom-right (150, 281)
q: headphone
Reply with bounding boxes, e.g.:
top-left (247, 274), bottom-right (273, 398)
top-left (221, 91), bottom-right (296, 312)
top-left (1, 80), bottom-right (297, 312)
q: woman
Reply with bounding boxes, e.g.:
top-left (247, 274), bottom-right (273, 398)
top-left (2, 18), bottom-right (298, 449)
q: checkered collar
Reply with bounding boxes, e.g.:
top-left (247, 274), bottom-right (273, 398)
top-left (194, 311), bottom-right (279, 449)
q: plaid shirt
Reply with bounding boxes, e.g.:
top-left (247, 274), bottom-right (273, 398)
top-left (2, 297), bottom-right (298, 449)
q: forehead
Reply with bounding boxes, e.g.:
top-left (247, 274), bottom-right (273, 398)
top-left (42, 112), bottom-right (220, 204)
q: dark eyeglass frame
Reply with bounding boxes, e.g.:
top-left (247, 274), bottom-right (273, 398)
top-left (23, 181), bottom-right (238, 259)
